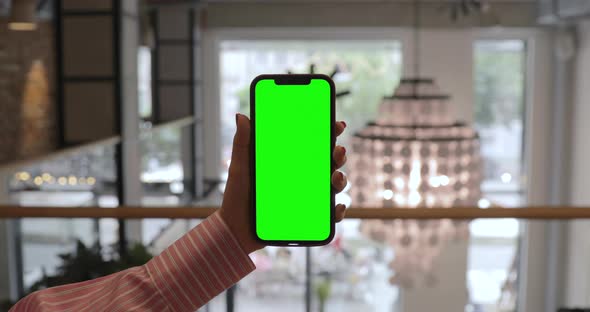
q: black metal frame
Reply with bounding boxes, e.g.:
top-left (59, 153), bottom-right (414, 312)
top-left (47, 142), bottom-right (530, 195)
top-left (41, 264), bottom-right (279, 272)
top-left (149, 7), bottom-right (201, 199)
top-left (149, 9), bottom-right (160, 123)
top-left (353, 134), bottom-right (480, 142)
top-left (366, 121), bottom-right (468, 128)
top-left (55, 5), bottom-right (120, 146)
top-left (63, 76), bottom-right (116, 82)
top-left (53, 0), bottom-right (131, 256)
top-left (11, 220), bottom-right (24, 299)
top-left (111, 0), bottom-right (128, 256)
top-left (188, 8), bottom-right (198, 198)
top-left (54, 0), bottom-right (65, 148)
top-left (150, 8), bottom-right (199, 124)
top-left (61, 10), bottom-right (113, 16)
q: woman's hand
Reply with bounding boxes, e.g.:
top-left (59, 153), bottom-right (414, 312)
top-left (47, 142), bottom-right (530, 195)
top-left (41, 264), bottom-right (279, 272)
top-left (219, 114), bottom-right (348, 254)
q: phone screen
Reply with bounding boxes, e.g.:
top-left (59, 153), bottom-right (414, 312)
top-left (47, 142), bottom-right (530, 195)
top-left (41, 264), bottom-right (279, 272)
top-left (252, 75), bottom-right (334, 244)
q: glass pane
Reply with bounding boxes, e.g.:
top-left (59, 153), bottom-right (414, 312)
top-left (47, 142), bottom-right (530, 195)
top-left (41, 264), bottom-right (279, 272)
top-left (8, 144), bottom-right (118, 291)
top-left (140, 124), bottom-right (194, 246)
top-left (311, 220), bottom-right (398, 312)
top-left (203, 291), bottom-right (228, 312)
top-left (140, 126), bottom-right (184, 195)
top-left (474, 40), bottom-right (525, 197)
top-left (468, 40), bottom-right (526, 312)
top-left (237, 246), bottom-right (306, 312)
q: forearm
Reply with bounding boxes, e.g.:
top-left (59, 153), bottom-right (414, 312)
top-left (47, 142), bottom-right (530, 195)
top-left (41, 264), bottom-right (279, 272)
top-left (145, 211), bottom-right (256, 311)
top-left (10, 212), bottom-right (256, 312)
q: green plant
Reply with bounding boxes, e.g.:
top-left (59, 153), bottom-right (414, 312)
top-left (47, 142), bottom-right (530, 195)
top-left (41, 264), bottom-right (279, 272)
top-left (29, 240), bottom-right (152, 292)
top-left (1, 299), bottom-right (14, 311)
top-left (1, 241), bottom-right (152, 311)
top-left (475, 45), bottom-right (525, 128)
top-left (315, 271), bottom-right (333, 312)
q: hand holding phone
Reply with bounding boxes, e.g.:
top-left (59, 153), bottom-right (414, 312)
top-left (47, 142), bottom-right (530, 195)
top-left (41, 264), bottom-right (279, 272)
top-left (218, 76), bottom-right (348, 253)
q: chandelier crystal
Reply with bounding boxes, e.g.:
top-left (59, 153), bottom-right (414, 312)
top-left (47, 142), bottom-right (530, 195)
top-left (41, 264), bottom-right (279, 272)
top-left (349, 78), bottom-right (483, 288)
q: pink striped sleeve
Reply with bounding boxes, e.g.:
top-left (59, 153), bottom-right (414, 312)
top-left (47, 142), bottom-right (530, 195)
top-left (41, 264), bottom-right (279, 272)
top-left (145, 212), bottom-right (256, 311)
top-left (9, 211), bottom-right (256, 312)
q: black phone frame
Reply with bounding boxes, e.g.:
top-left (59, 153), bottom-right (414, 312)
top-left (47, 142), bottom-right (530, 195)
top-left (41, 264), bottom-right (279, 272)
top-left (250, 74), bottom-right (336, 247)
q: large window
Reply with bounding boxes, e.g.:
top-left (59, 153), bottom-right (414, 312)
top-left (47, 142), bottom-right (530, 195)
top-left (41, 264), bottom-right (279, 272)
top-left (467, 40), bottom-right (527, 312)
top-left (218, 37), bottom-right (529, 312)
top-left (220, 39), bottom-right (403, 312)
top-left (474, 40), bottom-right (526, 206)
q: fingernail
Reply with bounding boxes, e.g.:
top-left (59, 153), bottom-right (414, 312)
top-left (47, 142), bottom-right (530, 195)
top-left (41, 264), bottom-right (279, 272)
top-left (342, 146), bottom-right (346, 154)
top-left (341, 121), bottom-right (347, 128)
top-left (235, 113), bottom-right (239, 125)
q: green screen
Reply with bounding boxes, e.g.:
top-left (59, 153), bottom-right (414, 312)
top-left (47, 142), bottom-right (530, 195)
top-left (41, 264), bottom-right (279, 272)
top-left (254, 78), bottom-right (332, 242)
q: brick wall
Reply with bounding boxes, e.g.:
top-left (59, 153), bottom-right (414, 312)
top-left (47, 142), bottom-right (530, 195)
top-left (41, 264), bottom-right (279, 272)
top-left (0, 21), bottom-right (56, 164)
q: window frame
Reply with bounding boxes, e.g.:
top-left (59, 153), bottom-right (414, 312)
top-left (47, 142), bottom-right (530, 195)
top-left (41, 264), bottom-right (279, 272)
top-left (477, 29), bottom-right (555, 312)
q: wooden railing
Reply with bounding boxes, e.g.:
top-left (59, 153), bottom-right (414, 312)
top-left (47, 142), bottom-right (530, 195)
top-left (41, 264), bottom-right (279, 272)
top-left (1, 206), bottom-right (590, 219)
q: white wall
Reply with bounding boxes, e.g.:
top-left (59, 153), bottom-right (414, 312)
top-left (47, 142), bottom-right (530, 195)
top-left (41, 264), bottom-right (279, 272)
top-left (416, 30), bottom-right (474, 123)
top-left (519, 30), bottom-right (554, 312)
top-left (565, 20), bottom-right (590, 307)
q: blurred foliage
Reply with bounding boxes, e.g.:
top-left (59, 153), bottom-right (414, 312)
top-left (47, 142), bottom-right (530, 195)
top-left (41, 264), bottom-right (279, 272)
top-left (0, 240), bottom-right (153, 310)
top-left (28, 240), bottom-right (152, 292)
top-left (474, 43), bottom-right (525, 128)
top-left (0, 300), bottom-right (14, 311)
top-left (315, 271), bottom-right (333, 312)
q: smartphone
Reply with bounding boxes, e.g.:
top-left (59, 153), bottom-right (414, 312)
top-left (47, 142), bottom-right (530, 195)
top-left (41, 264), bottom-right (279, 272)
top-left (250, 74), bottom-right (335, 246)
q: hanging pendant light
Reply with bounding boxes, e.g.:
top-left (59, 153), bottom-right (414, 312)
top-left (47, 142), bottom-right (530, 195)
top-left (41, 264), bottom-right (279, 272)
top-left (349, 0), bottom-right (484, 289)
top-left (8, 0), bottom-right (38, 31)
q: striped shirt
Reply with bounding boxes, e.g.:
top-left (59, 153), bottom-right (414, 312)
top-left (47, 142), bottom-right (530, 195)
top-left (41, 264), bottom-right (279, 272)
top-left (9, 212), bottom-right (256, 312)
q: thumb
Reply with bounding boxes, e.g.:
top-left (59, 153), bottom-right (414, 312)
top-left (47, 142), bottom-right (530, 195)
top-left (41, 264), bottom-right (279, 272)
top-left (228, 113), bottom-right (251, 175)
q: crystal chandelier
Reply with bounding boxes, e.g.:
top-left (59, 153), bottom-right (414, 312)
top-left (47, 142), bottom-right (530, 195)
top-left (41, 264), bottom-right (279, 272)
top-left (349, 78), bottom-right (483, 288)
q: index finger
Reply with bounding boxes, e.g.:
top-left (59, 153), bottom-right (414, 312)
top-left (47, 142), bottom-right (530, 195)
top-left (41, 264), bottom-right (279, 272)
top-left (336, 121), bottom-right (346, 137)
